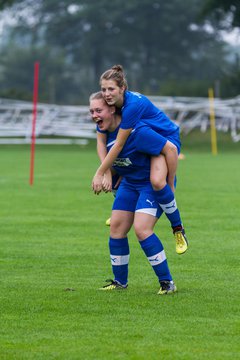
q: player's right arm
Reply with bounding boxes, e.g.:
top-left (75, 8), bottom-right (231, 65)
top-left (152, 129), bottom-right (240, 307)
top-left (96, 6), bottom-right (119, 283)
top-left (96, 131), bottom-right (112, 192)
top-left (97, 131), bottom-right (107, 163)
top-left (92, 128), bottom-right (132, 193)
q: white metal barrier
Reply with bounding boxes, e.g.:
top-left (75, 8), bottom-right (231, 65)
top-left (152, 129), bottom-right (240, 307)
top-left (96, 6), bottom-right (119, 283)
top-left (149, 95), bottom-right (240, 142)
top-left (0, 99), bottom-right (95, 144)
top-left (0, 96), bottom-right (240, 144)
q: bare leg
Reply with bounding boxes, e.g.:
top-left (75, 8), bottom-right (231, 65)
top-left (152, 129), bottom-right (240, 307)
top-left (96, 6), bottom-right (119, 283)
top-left (110, 210), bottom-right (134, 238)
top-left (134, 212), bottom-right (158, 241)
top-left (150, 154), bottom-right (168, 191)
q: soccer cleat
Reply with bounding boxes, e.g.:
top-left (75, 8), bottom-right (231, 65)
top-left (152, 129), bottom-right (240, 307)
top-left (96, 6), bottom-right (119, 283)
top-left (158, 281), bottom-right (177, 295)
top-left (99, 279), bottom-right (128, 291)
top-left (105, 217), bottom-right (111, 226)
top-left (174, 228), bottom-right (189, 255)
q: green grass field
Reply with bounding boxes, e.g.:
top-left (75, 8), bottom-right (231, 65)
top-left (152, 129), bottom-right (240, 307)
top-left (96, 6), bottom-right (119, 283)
top-left (1, 132), bottom-right (240, 359)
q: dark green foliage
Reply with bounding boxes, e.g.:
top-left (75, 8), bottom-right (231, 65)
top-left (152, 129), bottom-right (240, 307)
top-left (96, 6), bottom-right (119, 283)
top-left (0, 0), bottom-right (16, 10)
top-left (0, 0), bottom-right (238, 103)
top-left (200, 0), bottom-right (240, 28)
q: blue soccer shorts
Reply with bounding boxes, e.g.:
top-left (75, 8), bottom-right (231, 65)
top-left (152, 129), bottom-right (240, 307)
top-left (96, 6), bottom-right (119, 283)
top-left (134, 123), bottom-right (181, 155)
top-left (112, 179), bottom-right (163, 218)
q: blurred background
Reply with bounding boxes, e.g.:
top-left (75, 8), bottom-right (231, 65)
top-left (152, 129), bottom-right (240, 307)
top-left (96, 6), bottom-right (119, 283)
top-left (0, 0), bottom-right (239, 105)
top-left (0, 0), bottom-right (240, 148)
top-left (1, 4), bottom-right (240, 359)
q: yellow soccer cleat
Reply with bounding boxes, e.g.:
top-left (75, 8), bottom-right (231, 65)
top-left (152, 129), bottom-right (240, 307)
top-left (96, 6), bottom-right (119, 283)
top-left (105, 217), bottom-right (111, 226)
top-left (99, 279), bottom-right (128, 291)
top-left (158, 281), bottom-right (177, 295)
top-left (174, 229), bottom-right (189, 255)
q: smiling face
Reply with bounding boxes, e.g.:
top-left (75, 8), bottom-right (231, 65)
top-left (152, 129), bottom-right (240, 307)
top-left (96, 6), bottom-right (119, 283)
top-left (89, 98), bottom-right (115, 131)
top-left (100, 79), bottom-right (125, 108)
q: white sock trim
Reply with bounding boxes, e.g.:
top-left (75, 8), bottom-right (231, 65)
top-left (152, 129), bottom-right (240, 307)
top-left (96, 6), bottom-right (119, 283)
top-left (147, 250), bottom-right (166, 266)
top-left (110, 254), bottom-right (130, 266)
top-left (159, 199), bottom-right (177, 214)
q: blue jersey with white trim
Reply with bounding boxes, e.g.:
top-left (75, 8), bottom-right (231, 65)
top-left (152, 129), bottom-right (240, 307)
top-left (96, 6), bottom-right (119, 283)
top-left (97, 125), bottom-right (151, 182)
top-left (121, 91), bottom-right (179, 137)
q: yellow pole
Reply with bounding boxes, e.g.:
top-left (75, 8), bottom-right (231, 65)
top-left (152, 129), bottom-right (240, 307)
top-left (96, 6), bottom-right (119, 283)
top-left (208, 88), bottom-right (218, 155)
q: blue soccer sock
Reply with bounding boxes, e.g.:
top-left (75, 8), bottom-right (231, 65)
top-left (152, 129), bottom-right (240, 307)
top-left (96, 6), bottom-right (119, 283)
top-left (109, 237), bottom-right (129, 286)
top-left (139, 233), bottom-right (172, 282)
top-left (153, 184), bottom-right (182, 229)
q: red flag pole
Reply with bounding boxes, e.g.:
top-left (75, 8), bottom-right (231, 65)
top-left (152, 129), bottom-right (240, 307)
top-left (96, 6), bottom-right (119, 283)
top-left (29, 62), bottom-right (39, 185)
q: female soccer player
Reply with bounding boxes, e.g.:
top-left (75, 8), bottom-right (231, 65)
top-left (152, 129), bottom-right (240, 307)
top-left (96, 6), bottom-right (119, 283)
top-left (90, 92), bottom-right (177, 294)
top-left (92, 65), bottom-right (188, 255)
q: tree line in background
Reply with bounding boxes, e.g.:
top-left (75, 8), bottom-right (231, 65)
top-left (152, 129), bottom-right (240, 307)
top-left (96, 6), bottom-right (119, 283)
top-left (0, 0), bottom-right (239, 105)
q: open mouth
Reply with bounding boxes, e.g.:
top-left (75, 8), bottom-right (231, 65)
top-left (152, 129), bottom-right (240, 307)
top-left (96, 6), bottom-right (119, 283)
top-left (96, 119), bottom-right (103, 126)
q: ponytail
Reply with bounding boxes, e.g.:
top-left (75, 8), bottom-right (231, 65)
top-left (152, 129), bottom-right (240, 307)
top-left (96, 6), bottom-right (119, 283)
top-left (100, 64), bottom-right (128, 89)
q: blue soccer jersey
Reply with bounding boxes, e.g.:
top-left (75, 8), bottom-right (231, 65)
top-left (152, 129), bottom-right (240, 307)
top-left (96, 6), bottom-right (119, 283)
top-left (96, 125), bottom-right (179, 222)
top-left (97, 116), bottom-right (181, 182)
top-left (103, 125), bottom-right (151, 182)
top-left (121, 91), bottom-right (179, 138)
top-left (97, 125), bottom-right (164, 217)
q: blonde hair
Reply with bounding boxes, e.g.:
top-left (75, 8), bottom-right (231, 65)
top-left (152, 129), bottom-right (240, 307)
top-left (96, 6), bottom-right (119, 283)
top-left (89, 91), bottom-right (104, 102)
top-left (100, 64), bottom-right (128, 89)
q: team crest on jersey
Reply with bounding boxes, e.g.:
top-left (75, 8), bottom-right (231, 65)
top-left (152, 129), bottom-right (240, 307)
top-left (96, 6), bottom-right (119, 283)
top-left (113, 158), bottom-right (132, 167)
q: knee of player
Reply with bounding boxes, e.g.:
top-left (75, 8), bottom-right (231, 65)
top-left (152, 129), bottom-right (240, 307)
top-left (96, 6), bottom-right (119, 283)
top-left (134, 222), bottom-right (149, 240)
top-left (150, 174), bottom-right (167, 191)
top-left (162, 141), bottom-right (177, 155)
top-left (110, 221), bottom-right (128, 238)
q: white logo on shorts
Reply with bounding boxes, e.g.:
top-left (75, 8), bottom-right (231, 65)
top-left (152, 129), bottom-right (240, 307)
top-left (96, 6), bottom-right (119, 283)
top-left (146, 199), bottom-right (155, 207)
